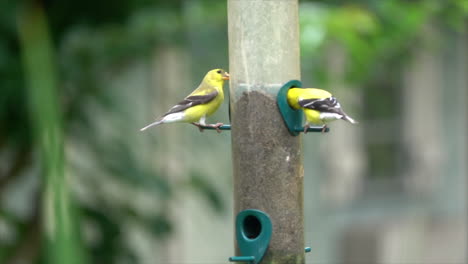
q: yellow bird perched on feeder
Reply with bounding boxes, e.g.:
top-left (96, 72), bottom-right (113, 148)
top-left (140, 69), bottom-right (230, 133)
top-left (287, 88), bottom-right (357, 133)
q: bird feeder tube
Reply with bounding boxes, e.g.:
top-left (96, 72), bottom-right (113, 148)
top-left (228, 0), bottom-right (305, 263)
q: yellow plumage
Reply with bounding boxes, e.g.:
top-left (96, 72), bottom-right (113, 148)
top-left (140, 69), bottom-right (229, 132)
top-left (287, 88), bottom-right (357, 132)
top-left (287, 88), bottom-right (332, 110)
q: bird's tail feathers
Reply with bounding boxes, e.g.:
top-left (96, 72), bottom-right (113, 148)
top-left (140, 120), bottom-right (163, 131)
top-left (342, 114), bottom-right (358, 124)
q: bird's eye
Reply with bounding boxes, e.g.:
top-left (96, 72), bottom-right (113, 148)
top-left (217, 70), bottom-right (222, 74)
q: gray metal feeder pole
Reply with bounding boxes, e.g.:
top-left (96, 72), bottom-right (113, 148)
top-left (228, 0), bottom-right (304, 263)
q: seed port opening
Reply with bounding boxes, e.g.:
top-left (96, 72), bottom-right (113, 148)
top-left (243, 215), bottom-right (262, 239)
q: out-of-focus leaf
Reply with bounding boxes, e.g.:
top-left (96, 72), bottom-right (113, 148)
top-left (96, 141), bottom-right (172, 199)
top-left (82, 206), bottom-right (121, 264)
top-left (145, 214), bottom-right (173, 239)
top-left (186, 172), bottom-right (225, 214)
top-left (18, 3), bottom-right (86, 264)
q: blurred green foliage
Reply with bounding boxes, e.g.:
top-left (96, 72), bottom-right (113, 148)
top-left (0, 0), bottom-right (466, 263)
top-left (18, 3), bottom-right (88, 263)
top-left (302, 0), bottom-right (468, 83)
top-left (1, 0), bottom-right (226, 263)
top-left (301, 0), bottom-right (466, 179)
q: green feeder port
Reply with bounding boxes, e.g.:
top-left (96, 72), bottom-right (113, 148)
top-left (229, 209), bottom-right (272, 264)
top-left (277, 80), bottom-right (330, 136)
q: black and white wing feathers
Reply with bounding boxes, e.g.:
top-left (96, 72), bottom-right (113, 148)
top-left (299, 97), bottom-right (342, 115)
top-left (299, 96), bottom-right (357, 124)
top-left (163, 91), bottom-right (218, 116)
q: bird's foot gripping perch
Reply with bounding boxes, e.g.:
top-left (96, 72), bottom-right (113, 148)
top-left (321, 125), bottom-right (328, 133)
top-left (192, 122), bottom-right (225, 133)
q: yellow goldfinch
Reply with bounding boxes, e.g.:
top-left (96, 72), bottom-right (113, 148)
top-left (287, 88), bottom-right (357, 132)
top-left (140, 69), bottom-right (230, 133)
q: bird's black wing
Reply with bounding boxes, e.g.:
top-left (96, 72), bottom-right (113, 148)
top-left (299, 97), bottom-right (344, 115)
top-left (163, 91), bottom-right (218, 116)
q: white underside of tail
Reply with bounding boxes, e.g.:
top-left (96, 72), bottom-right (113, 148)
top-left (320, 112), bottom-right (343, 122)
top-left (140, 112), bottom-right (185, 131)
top-left (344, 115), bottom-right (357, 124)
top-left (319, 112), bottom-right (358, 124)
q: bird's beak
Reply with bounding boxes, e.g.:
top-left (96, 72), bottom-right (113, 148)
top-left (222, 72), bottom-right (230, 80)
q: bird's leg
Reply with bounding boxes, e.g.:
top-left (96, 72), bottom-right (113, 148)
top-left (321, 124), bottom-right (328, 133)
top-left (303, 124), bottom-right (310, 134)
top-left (191, 122), bottom-right (204, 132)
top-left (192, 115), bottom-right (207, 132)
top-left (207, 122), bottom-right (224, 133)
